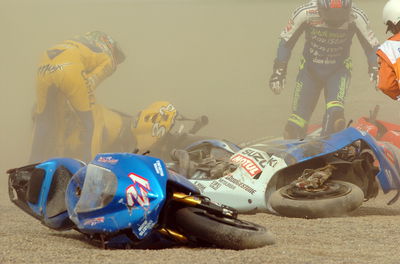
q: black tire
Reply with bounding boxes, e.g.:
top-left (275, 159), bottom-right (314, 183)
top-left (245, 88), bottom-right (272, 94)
top-left (175, 207), bottom-right (275, 250)
top-left (269, 180), bottom-right (364, 218)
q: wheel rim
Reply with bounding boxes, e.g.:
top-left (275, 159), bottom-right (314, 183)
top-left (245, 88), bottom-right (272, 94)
top-left (281, 181), bottom-right (352, 200)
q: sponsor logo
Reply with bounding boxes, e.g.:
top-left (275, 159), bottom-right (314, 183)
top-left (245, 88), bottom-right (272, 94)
top-left (193, 181), bottom-right (206, 193)
top-left (210, 181), bottom-right (222, 190)
top-left (218, 178), bottom-right (236, 190)
top-left (138, 220), bottom-right (155, 236)
top-left (225, 175), bottom-right (256, 195)
top-left (126, 173), bottom-right (151, 208)
top-left (306, 9), bottom-right (318, 15)
top-left (153, 160), bottom-right (164, 176)
top-left (83, 217), bottom-right (104, 226)
top-left (231, 154), bottom-right (261, 177)
top-left (241, 149), bottom-right (267, 168)
top-left (97, 156), bottom-right (119, 164)
top-left (267, 157), bottom-right (279, 168)
top-left (37, 63), bottom-right (71, 76)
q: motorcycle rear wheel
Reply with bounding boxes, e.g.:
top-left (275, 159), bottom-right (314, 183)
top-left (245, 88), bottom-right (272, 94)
top-left (175, 207), bottom-right (275, 249)
top-left (269, 180), bottom-right (364, 218)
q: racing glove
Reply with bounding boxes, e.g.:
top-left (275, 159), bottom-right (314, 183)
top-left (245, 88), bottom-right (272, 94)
top-left (368, 66), bottom-right (379, 90)
top-left (269, 60), bottom-right (287, 95)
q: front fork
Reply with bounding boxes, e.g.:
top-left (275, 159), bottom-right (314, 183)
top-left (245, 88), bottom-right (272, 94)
top-left (171, 192), bottom-right (238, 218)
top-left (156, 192), bottom-right (238, 242)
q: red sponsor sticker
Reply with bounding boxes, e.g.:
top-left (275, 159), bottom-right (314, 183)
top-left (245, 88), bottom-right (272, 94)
top-left (97, 156), bottom-right (119, 164)
top-left (83, 217), bottom-right (104, 226)
top-left (230, 154), bottom-right (262, 177)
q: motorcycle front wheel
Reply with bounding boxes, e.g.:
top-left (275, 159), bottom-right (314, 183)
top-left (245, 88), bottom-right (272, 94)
top-left (269, 180), bottom-right (364, 218)
top-left (175, 207), bottom-right (275, 249)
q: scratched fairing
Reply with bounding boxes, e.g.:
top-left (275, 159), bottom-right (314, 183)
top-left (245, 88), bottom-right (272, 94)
top-left (66, 153), bottom-right (168, 239)
top-left (8, 152), bottom-right (274, 249)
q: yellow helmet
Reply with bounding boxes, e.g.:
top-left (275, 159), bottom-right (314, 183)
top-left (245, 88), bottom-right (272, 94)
top-left (132, 101), bottom-right (177, 150)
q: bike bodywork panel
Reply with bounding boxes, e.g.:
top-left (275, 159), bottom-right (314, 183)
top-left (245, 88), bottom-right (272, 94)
top-left (189, 127), bottom-right (400, 213)
top-left (67, 153), bottom-right (171, 239)
top-left (8, 152), bottom-right (199, 240)
top-left (8, 158), bottom-right (85, 230)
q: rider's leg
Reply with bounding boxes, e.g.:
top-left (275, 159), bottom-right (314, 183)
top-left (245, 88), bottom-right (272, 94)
top-left (60, 67), bottom-right (96, 162)
top-left (29, 84), bottom-right (60, 163)
top-left (284, 61), bottom-right (322, 139)
top-left (320, 63), bottom-right (351, 136)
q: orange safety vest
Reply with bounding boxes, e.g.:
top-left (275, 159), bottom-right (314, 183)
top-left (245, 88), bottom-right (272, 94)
top-left (377, 33), bottom-right (400, 100)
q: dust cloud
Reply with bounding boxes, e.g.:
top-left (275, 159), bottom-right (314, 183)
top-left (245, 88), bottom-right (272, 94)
top-left (0, 0), bottom-right (394, 176)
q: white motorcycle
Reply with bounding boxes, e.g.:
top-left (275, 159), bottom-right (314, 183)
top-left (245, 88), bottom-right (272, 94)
top-left (168, 127), bottom-right (400, 218)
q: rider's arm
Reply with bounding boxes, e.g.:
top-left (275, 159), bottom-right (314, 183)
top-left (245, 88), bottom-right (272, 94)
top-left (85, 53), bottom-right (116, 88)
top-left (275, 4), bottom-right (308, 64)
top-left (377, 51), bottom-right (400, 100)
top-left (353, 6), bottom-right (380, 68)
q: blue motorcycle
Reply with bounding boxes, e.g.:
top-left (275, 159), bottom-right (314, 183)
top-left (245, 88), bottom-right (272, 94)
top-left (7, 153), bottom-right (274, 249)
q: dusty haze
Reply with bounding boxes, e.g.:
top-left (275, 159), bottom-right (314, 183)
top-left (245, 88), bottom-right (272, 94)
top-left (2, 1), bottom-right (400, 263)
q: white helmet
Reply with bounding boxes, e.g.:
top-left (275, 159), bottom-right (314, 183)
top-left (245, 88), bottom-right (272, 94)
top-left (383, 0), bottom-right (400, 25)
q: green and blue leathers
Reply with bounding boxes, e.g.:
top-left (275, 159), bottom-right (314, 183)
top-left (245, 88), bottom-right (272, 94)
top-left (272, 0), bottom-right (379, 138)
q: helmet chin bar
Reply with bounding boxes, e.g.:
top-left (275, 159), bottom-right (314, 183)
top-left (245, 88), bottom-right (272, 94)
top-left (386, 21), bottom-right (400, 35)
top-left (319, 8), bottom-right (350, 28)
top-left (324, 19), bottom-right (346, 28)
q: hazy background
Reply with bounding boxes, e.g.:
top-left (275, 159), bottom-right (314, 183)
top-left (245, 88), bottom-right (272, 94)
top-left (0, 0), bottom-right (395, 174)
top-left (3, 2), bottom-right (400, 263)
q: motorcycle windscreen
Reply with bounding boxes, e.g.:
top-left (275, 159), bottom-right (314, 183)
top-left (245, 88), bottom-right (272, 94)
top-left (74, 164), bottom-right (117, 213)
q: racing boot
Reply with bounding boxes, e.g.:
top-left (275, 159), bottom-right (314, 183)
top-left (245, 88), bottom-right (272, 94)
top-left (321, 107), bottom-right (346, 137)
top-left (283, 115), bottom-right (307, 139)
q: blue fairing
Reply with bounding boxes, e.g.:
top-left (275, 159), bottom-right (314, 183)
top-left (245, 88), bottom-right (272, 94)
top-left (66, 153), bottom-right (169, 240)
top-left (167, 169), bottom-right (200, 194)
top-left (270, 127), bottom-right (400, 193)
top-left (28, 158), bottom-right (85, 229)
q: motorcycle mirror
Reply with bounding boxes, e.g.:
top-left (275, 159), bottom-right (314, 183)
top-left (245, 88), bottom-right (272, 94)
top-left (369, 105), bottom-right (380, 122)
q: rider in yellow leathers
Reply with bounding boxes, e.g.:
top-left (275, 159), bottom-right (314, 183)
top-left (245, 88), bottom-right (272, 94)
top-left (30, 31), bottom-right (125, 162)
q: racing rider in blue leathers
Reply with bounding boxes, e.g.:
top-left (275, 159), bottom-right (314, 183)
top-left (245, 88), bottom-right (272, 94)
top-left (269, 0), bottom-right (380, 139)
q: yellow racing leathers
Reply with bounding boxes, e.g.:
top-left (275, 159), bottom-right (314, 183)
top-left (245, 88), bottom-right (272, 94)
top-left (30, 35), bottom-right (117, 163)
top-left (64, 104), bottom-right (137, 157)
